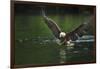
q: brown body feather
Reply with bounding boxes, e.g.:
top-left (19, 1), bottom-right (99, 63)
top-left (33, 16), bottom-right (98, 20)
top-left (42, 7), bottom-right (94, 45)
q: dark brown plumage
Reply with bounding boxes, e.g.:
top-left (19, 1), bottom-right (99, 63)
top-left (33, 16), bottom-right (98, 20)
top-left (41, 7), bottom-right (94, 45)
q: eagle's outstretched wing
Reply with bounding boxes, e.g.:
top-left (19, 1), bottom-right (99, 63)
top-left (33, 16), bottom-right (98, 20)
top-left (67, 15), bottom-right (94, 41)
top-left (43, 16), bottom-right (61, 39)
top-left (42, 7), bottom-right (61, 39)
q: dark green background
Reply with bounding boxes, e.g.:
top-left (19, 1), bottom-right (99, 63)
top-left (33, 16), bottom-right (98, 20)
top-left (15, 4), bottom-right (95, 65)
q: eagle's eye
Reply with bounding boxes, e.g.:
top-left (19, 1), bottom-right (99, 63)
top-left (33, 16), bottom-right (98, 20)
top-left (59, 32), bottom-right (66, 38)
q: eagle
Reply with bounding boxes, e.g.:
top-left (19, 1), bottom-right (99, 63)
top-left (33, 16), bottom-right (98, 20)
top-left (41, 8), bottom-right (94, 46)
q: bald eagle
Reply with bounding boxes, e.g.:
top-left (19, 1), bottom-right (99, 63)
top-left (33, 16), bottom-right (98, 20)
top-left (41, 8), bottom-right (94, 46)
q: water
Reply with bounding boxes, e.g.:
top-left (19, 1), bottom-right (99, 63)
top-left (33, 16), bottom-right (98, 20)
top-left (15, 36), bottom-right (95, 65)
top-left (15, 14), bottom-right (95, 65)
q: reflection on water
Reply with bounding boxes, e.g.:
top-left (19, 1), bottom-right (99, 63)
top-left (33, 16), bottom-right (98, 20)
top-left (60, 48), bottom-right (66, 63)
top-left (59, 43), bottom-right (75, 63)
top-left (15, 36), bottom-right (95, 65)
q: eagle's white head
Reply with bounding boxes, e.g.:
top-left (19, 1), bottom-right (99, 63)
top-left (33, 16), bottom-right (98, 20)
top-left (59, 32), bottom-right (66, 38)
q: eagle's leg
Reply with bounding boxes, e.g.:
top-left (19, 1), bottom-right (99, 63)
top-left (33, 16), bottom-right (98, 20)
top-left (61, 38), bottom-right (67, 45)
top-left (66, 39), bottom-right (75, 46)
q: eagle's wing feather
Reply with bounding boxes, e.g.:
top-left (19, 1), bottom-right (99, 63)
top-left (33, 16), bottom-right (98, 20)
top-left (41, 7), bottom-right (61, 39)
top-left (67, 15), bottom-right (94, 41)
top-left (43, 16), bottom-right (61, 39)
